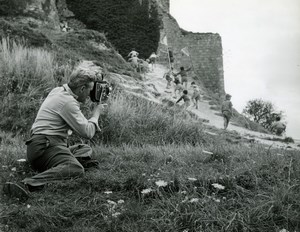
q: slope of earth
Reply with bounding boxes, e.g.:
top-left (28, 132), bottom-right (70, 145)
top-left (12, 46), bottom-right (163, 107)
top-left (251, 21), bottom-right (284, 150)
top-left (119, 63), bottom-right (299, 150)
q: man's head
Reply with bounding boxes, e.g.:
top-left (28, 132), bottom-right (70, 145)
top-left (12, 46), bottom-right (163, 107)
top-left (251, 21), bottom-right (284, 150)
top-left (225, 94), bottom-right (232, 100)
top-left (68, 67), bottom-right (98, 103)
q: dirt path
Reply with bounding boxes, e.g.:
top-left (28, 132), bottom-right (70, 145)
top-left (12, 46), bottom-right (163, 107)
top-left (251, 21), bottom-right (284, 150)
top-left (143, 64), bottom-right (299, 150)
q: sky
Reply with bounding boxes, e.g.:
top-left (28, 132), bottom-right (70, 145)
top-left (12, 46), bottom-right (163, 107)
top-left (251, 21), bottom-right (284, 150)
top-left (170, 0), bottom-right (300, 139)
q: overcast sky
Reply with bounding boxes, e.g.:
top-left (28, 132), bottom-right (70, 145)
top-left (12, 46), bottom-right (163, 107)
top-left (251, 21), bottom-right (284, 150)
top-left (170, 0), bottom-right (300, 139)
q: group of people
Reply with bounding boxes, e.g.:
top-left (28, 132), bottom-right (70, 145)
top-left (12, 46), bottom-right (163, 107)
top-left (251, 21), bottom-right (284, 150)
top-left (163, 65), bottom-right (234, 130)
top-left (127, 49), bottom-right (158, 73)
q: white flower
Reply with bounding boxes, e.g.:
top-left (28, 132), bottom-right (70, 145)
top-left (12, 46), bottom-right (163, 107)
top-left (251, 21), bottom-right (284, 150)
top-left (189, 198), bottom-right (199, 203)
top-left (11, 167), bottom-right (17, 172)
top-left (213, 198), bottom-right (221, 203)
top-left (188, 177), bottom-right (197, 181)
top-left (107, 200), bottom-right (117, 205)
top-left (112, 212), bottom-right (121, 218)
top-left (117, 200), bottom-right (125, 204)
top-left (155, 180), bottom-right (168, 187)
top-left (181, 190), bottom-right (187, 194)
top-left (104, 191), bottom-right (113, 194)
top-left (17, 159), bottom-right (26, 162)
top-left (26, 204), bottom-right (31, 209)
top-left (212, 183), bottom-right (225, 190)
top-left (141, 188), bottom-right (153, 194)
top-left (202, 150), bottom-right (213, 155)
top-left (279, 229), bottom-right (289, 232)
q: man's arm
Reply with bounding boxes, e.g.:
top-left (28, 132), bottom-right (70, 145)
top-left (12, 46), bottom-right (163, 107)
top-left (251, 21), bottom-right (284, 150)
top-left (60, 101), bottom-right (104, 139)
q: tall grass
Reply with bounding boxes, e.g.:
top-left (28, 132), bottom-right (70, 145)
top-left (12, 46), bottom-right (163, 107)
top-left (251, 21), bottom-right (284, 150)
top-left (0, 37), bottom-right (58, 133)
top-left (95, 91), bottom-right (212, 145)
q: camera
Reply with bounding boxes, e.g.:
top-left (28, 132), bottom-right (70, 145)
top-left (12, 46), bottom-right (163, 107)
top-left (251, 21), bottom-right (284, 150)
top-left (90, 80), bottom-right (111, 103)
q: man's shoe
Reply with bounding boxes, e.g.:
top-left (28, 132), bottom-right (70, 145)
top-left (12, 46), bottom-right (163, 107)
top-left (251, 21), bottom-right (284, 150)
top-left (3, 182), bottom-right (29, 201)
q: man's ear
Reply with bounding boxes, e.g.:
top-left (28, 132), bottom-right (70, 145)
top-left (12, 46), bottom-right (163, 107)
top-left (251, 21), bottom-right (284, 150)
top-left (80, 85), bottom-right (85, 92)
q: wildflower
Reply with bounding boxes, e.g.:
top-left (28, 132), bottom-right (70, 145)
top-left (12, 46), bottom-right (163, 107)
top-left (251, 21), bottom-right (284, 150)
top-left (17, 159), bottom-right (26, 162)
top-left (11, 167), bottom-right (17, 172)
top-left (189, 198), bottom-right (199, 203)
top-left (104, 191), bottom-right (113, 194)
top-left (279, 229), bottom-right (289, 232)
top-left (107, 200), bottom-right (117, 205)
top-left (142, 173), bottom-right (146, 176)
top-left (181, 190), bottom-right (187, 194)
top-left (155, 180), bottom-right (168, 187)
top-left (26, 204), bottom-right (31, 209)
top-left (117, 199), bottom-right (125, 204)
top-left (112, 212), bottom-right (121, 218)
top-left (202, 150), bottom-right (213, 155)
top-left (181, 196), bottom-right (189, 203)
top-left (213, 198), bottom-right (221, 203)
top-left (212, 183), bottom-right (225, 190)
top-left (141, 188), bottom-right (152, 194)
top-left (188, 177), bottom-right (197, 181)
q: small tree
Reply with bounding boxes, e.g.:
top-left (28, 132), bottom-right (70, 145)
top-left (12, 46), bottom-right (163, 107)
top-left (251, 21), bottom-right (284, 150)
top-left (242, 99), bottom-right (284, 130)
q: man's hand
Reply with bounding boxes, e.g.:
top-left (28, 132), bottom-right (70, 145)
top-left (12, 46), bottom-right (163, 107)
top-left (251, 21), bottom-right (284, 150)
top-left (92, 103), bottom-right (107, 119)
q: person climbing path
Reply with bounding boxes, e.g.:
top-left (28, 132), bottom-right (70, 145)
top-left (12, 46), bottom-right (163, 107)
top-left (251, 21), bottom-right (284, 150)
top-left (176, 90), bottom-right (191, 110)
top-left (174, 66), bottom-right (192, 89)
top-left (191, 82), bottom-right (201, 109)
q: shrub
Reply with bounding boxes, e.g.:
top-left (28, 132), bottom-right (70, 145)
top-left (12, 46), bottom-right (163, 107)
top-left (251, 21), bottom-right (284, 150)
top-left (67, 0), bottom-right (161, 59)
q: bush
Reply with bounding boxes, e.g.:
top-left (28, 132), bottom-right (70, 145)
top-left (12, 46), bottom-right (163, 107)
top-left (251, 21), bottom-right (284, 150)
top-left (67, 0), bottom-right (161, 59)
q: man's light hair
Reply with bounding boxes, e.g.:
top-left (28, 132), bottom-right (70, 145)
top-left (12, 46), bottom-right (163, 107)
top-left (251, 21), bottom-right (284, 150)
top-left (68, 61), bottom-right (102, 89)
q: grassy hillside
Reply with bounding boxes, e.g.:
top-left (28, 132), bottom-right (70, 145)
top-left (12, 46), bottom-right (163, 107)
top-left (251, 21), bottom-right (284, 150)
top-left (0, 21), bottom-right (299, 232)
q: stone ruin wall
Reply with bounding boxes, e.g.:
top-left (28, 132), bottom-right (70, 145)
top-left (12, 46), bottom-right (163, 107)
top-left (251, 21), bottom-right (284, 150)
top-left (156, 0), bottom-right (225, 97)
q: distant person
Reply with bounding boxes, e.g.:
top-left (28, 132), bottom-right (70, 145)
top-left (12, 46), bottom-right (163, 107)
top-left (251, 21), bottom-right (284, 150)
top-left (174, 78), bottom-right (184, 98)
top-left (128, 56), bottom-right (139, 72)
top-left (191, 82), bottom-right (201, 109)
top-left (221, 94), bottom-right (233, 130)
top-left (149, 52), bottom-right (158, 71)
top-left (168, 49), bottom-right (174, 67)
top-left (128, 48), bottom-right (139, 58)
top-left (271, 116), bottom-right (286, 136)
top-left (163, 68), bottom-right (174, 89)
top-left (174, 66), bottom-right (192, 89)
top-left (176, 90), bottom-right (191, 110)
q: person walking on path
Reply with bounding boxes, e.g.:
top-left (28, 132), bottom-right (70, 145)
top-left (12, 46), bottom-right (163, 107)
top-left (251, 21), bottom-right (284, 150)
top-left (174, 78), bottom-right (184, 98)
top-left (163, 68), bottom-right (174, 89)
top-left (128, 55), bottom-right (140, 72)
top-left (190, 82), bottom-right (201, 109)
top-left (128, 48), bottom-right (139, 58)
top-left (221, 94), bottom-right (233, 130)
top-left (149, 52), bottom-right (158, 71)
top-left (271, 116), bottom-right (286, 136)
top-left (3, 63), bottom-right (106, 200)
top-left (176, 90), bottom-right (191, 110)
top-left (174, 66), bottom-right (192, 89)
